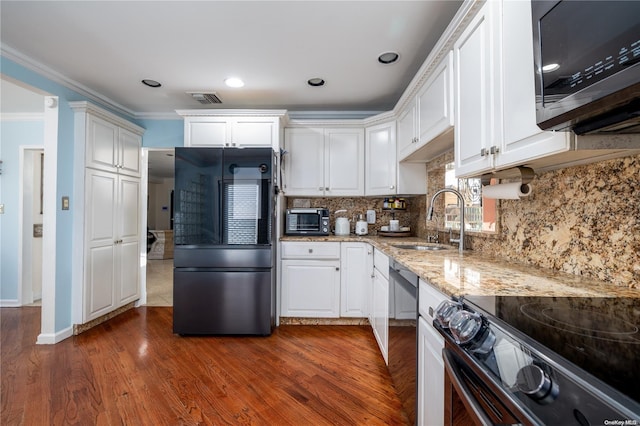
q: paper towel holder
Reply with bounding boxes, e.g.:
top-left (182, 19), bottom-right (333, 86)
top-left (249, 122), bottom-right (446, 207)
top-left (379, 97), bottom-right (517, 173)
top-left (481, 166), bottom-right (535, 186)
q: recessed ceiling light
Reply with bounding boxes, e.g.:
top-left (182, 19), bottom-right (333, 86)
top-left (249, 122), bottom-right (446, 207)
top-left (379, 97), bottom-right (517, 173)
top-left (542, 63), bottom-right (560, 72)
top-left (378, 52), bottom-right (399, 64)
top-left (224, 77), bottom-right (245, 88)
top-left (142, 79), bottom-right (161, 88)
top-left (307, 78), bottom-right (325, 87)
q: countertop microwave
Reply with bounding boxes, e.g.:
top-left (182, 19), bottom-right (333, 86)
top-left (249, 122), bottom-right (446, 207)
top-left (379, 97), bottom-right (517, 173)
top-left (532, 0), bottom-right (640, 134)
top-left (285, 208), bottom-right (330, 236)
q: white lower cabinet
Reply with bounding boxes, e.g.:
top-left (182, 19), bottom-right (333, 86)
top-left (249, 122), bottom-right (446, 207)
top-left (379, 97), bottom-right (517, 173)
top-left (371, 248), bottom-right (390, 364)
top-left (418, 316), bottom-right (445, 426)
top-left (418, 279), bottom-right (448, 425)
top-left (280, 242), bottom-right (341, 317)
top-left (340, 242), bottom-right (371, 317)
top-left (281, 259), bottom-right (341, 317)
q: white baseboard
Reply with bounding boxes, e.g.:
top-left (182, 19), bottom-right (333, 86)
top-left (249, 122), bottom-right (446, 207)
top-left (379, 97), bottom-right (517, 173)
top-left (36, 326), bottom-right (73, 344)
top-left (0, 299), bottom-right (21, 307)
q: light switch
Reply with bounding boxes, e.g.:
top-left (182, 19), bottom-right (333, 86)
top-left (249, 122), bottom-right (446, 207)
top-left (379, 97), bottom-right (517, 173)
top-left (0, 204), bottom-right (4, 214)
top-left (62, 196), bottom-right (70, 210)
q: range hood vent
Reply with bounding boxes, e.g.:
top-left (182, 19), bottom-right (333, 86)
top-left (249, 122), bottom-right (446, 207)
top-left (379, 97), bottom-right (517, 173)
top-left (188, 92), bottom-right (222, 104)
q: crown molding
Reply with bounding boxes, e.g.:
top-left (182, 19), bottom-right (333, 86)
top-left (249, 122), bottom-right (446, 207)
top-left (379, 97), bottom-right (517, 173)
top-left (1, 44), bottom-right (137, 119)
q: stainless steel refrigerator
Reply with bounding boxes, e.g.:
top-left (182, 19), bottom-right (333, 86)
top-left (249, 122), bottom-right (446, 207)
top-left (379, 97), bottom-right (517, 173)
top-left (173, 147), bottom-right (276, 335)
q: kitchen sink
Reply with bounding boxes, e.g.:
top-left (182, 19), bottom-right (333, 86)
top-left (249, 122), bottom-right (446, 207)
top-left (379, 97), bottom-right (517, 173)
top-left (392, 244), bottom-right (448, 251)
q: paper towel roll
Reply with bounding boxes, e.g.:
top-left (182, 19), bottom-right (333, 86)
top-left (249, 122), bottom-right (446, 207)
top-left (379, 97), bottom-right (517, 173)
top-left (482, 182), bottom-right (532, 199)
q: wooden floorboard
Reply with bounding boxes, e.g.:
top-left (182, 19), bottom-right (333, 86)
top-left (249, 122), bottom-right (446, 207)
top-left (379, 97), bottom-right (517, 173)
top-left (1, 307), bottom-right (409, 425)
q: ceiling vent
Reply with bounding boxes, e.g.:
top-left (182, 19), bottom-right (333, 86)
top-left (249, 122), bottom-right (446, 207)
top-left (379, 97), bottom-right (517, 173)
top-left (188, 92), bottom-right (222, 104)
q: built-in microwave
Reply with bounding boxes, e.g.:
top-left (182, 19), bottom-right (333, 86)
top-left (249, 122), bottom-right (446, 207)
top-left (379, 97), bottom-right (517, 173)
top-left (532, 0), bottom-right (640, 134)
top-left (285, 208), bottom-right (330, 235)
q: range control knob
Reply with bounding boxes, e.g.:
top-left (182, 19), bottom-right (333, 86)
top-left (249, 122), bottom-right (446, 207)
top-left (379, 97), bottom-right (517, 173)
top-left (515, 364), bottom-right (559, 404)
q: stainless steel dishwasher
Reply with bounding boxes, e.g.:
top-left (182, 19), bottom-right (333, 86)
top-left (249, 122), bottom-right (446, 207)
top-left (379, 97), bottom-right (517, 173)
top-left (388, 260), bottom-right (418, 425)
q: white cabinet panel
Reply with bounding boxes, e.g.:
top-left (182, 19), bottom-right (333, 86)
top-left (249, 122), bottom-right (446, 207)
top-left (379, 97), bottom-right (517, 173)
top-left (325, 128), bottom-right (365, 196)
top-left (372, 266), bottom-right (389, 364)
top-left (284, 127), bottom-right (364, 196)
top-left (280, 241), bottom-right (340, 259)
top-left (418, 52), bottom-right (454, 146)
top-left (418, 316), bottom-right (445, 426)
top-left (86, 114), bottom-right (141, 177)
top-left (454, 1), bottom-right (497, 177)
top-left (397, 101), bottom-right (418, 160)
top-left (365, 122), bottom-right (397, 196)
top-left (184, 116), bottom-right (279, 148)
top-left (281, 259), bottom-right (341, 317)
top-left (340, 242), bottom-right (369, 317)
top-left (283, 127), bottom-right (325, 196)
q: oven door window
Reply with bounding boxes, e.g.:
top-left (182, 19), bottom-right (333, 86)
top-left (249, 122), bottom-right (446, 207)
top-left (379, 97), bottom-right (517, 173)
top-left (291, 214), bottom-right (320, 232)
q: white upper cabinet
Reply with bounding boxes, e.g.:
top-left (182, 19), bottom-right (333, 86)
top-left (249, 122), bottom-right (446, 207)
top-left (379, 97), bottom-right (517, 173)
top-left (283, 126), bottom-right (364, 197)
top-left (397, 101), bottom-right (418, 160)
top-left (366, 120), bottom-right (426, 196)
top-left (496, 0), bottom-right (571, 169)
top-left (365, 122), bottom-right (398, 195)
top-left (86, 114), bottom-right (142, 177)
top-left (454, 0), bottom-right (498, 178)
top-left (397, 51), bottom-right (454, 163)
top-left (418, 52), bottom-right (454, 147)
top-left (454, 0), bottom-right (571, 178)
top-left (178, 110), bottom-right (286, 150)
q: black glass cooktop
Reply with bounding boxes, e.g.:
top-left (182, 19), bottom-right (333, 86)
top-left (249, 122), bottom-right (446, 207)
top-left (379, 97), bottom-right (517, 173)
top-left (463, 295), bottom-right (640, 405)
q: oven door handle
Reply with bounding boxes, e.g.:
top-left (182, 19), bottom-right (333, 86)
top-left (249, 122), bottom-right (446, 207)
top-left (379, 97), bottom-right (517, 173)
top-left (442, 347), bottom-right (493, 426)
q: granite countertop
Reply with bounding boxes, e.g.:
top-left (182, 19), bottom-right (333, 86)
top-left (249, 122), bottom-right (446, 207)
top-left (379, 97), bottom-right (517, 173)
top-left (280, 235), bottom-right (639, 299)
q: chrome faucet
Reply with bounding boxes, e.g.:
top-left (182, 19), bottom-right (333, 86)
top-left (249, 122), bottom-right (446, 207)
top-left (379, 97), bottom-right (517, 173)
top-left (427, 188), bottom-right (465, 253)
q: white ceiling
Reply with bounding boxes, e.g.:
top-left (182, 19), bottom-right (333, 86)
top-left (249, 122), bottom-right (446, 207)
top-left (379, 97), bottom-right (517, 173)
top-left (0, 1), bottom-right (462, 118)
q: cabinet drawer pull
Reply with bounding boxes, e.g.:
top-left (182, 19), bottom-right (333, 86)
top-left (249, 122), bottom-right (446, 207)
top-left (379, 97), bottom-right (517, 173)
top-left (480, 148), bottom-right (487, 157)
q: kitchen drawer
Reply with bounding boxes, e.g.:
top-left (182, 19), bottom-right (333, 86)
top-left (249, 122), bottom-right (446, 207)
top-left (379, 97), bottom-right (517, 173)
top-left (281, 242), bottom-right (340, 259)
top-left (419, 279), bottom-right (448, 320)
top-left (373, 248), bottom-right (389, 279)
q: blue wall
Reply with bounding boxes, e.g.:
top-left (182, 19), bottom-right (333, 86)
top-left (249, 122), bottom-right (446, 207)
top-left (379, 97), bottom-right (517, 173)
top-left (1, 55), bottom-right (184, 332)
top-left (0, 120), bottom-right (44, 301)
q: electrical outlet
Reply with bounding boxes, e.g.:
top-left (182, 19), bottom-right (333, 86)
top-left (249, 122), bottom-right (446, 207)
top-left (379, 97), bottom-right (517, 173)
top-left (62, 196), bottom-right (70, 210)
top-left (366, 209), bottom-right (376, 224)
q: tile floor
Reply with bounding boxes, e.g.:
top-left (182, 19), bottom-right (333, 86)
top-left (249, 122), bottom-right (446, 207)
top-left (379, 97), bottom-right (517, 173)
top-left (145, 259), bottom-right (173, 306)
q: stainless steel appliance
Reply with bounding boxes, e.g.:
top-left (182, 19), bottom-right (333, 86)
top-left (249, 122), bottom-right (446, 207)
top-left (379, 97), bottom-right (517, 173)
top-left (388, 260), bottom-right (418, 425)
top-left (532, 0), bottom-right (640, 134)
top-left (284, 208), bottom-right (329, 235)
top-left (173, 147), bottom-right (276, 335)
top-left (434, 295), bottom-right (640, 424)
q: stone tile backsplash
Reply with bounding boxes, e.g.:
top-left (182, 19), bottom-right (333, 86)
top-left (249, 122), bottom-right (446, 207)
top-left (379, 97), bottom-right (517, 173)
top-left (286, 153), bottom-right (639, 289)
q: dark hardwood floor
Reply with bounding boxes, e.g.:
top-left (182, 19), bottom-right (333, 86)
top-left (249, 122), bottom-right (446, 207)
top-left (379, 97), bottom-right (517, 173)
top-left (2, 307), bottom-right (409, 425)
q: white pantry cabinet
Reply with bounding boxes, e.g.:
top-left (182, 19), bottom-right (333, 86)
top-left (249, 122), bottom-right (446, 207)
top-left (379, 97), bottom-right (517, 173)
top-left (280, 242), bottom-right (341, 317)
top-left (283, 127), bottom-right (365, 196)
top-left (70, 101), bottom-right (145, 324)
top-left (365, 121), bottom-right (426, 196)
top-left (454, 0), bottom-right (570, 178)
top-left (86, 114), bottom-right (142, 177)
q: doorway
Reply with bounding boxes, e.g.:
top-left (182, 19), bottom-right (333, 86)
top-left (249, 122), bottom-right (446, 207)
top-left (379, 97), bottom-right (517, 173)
top-left (21, 148), bottom-right (44, 306)
top-left (144, 148), bottom-right (175, 306)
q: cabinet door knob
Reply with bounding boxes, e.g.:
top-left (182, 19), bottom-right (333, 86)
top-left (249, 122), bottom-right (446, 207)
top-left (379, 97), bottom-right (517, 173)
top-left (308, 249), bottom-right (313, 253)
top-left (490, 145), bottom-right (500, 155)
top-left (480, 148), bottom-right (487, 157)
top-left (318, 187), bottom-right (324, 191)
top-left (335, 267), bottom-right (340, 271)
top-left (325, 187), bottom-right (329, 191)
top-left (389, 185), bottom-right (395, 189)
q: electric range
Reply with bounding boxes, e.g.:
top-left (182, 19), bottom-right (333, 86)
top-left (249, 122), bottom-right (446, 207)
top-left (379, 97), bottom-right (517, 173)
top-left (435, 294), bottom-right (640, 425)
